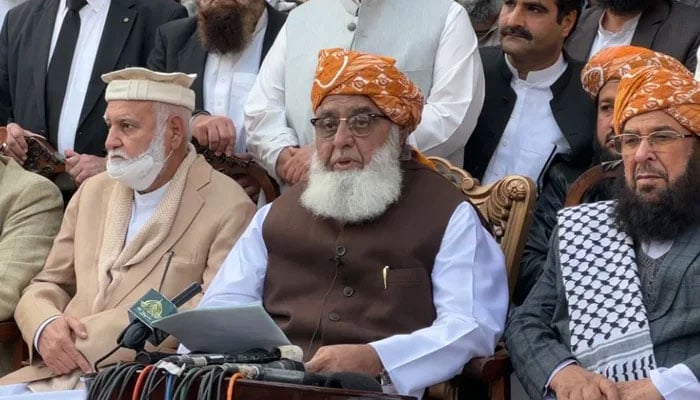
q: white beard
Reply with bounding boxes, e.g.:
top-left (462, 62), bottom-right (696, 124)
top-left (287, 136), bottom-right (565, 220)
top-left (106, 124), bottom-right (167, 191)
top-left (300, 131), bottom-right (403, 223)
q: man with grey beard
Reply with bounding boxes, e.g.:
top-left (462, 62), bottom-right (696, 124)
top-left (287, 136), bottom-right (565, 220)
top-left (0, 67), bottom-right (254, 397)
top-left (506, 65), bottom-right (700, 400)
top-left (456, 0), bottom-right (503, 47)
top-left (196, 48), bottom-right (509, 399)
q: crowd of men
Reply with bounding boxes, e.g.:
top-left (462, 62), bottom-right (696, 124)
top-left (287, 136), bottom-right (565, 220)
top-left (0, 0), bottom-right (699, 399)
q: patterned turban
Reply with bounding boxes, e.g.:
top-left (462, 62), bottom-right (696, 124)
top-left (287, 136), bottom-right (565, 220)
top-left (310, 48), bottom-right (424, 133)
top-left (581, 46), bottom-right (690, 98)
top-left (613, 66), bottom-right (700, 135)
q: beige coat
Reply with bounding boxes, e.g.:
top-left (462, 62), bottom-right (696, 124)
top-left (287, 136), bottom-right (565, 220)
top-left (2, 155), bottom-right (255, 386)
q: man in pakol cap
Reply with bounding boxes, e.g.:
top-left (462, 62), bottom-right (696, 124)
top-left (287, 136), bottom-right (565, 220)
top-left (196, 48), bottom-right (508, 398)
top-left (516, 46), bottom-right (691, 305)
top-left (0, 67), bottom-right (255, 397)
top-left (506, 64), bottom-right (700, 400)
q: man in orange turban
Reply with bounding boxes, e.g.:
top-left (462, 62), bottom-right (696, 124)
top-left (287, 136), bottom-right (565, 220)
top-left (508, 63), bottom-right (700, 400)
top-left (194, 47), bottom-right (509, 398)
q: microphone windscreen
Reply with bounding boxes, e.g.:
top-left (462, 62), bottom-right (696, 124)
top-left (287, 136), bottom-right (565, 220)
top-left (277, 345), bottom-right (304, 362)
top-left (323, 372), bottom-right (382, 392)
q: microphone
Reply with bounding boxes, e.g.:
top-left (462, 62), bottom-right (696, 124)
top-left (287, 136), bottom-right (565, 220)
top-left (324, 372), bottom-right (382, 392)
top-left (238, 360), bottom-right (327, 387)
top-left (117, 282), bottom-right (202, 351)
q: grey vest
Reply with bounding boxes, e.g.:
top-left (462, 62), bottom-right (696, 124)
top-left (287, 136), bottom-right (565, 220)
top-left (284, 0), bottom-right (452, 147)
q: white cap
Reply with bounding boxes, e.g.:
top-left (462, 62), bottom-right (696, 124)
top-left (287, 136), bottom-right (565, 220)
top-left (102, 67), bottom-right (197, 111)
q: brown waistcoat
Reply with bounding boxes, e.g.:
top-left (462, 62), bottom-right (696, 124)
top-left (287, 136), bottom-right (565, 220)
top-left (262, 160), bottom-right (467, 358)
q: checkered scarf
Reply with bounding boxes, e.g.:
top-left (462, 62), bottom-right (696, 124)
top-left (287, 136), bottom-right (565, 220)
top-left (557, 201), bottom-right (656, 381)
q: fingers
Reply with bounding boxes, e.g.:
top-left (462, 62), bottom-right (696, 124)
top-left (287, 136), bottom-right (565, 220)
top-left (599, 378), bottom-right (620, 400)
top-left (64, 315), bottom-right (87, 339)
top-left (223, 119), bottom-right (236, 157)
top-left (5, 123), bottom-right (28, 162)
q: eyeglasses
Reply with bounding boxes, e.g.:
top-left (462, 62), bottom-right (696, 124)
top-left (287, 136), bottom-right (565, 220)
top-left (310, 113), bottom-right (389, 139)
top-left (610, 130), bottom-right (696, 155)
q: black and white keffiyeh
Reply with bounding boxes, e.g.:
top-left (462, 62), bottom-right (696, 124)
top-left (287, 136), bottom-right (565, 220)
top-left (557, 200), bottom-right (656, 382)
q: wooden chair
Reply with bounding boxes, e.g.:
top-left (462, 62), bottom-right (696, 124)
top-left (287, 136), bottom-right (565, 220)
top-left (0, 319), bottom-right (27, 372)
top-left (425, 157), bottom-right (536, 400)
top-left (564, 160), bottom-right (622, 207)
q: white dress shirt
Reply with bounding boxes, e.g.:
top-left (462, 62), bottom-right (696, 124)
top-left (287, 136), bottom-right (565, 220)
top-left (587, 11), bottom-right (640, 60)
top-left (196, 201), bottom-right (509, 399)
top-left (244, 2), bottom-right (485, 174)
top-left (48, 0), bottom-right (109, 154)
top-left (481, 54), bottom-right (571, 189)
top-left (203, 9), bottom-right (267, 154)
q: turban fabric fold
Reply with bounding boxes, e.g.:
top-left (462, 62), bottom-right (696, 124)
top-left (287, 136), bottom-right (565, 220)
top-left (613, 66), bottom-right (700, 135)
top-left (311, 48), bottom-right (424, 133)
top-left (581, 46), bottom-right (690, 98)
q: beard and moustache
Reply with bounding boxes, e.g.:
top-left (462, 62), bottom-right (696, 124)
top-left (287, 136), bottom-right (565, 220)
top-left (197, 0), bottom-right (266, 54)
top-left (614, 148), bottom-right (700, 242)
top-left (300, 130), bottom-right (404, 224)
top-left (106, 125), bottom-right (170, 192)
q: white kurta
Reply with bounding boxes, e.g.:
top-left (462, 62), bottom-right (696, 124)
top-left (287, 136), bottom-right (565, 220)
top-left (198, 201), bottom-right (509, 399)
top-left (244, 2), bottom-right (485, 176)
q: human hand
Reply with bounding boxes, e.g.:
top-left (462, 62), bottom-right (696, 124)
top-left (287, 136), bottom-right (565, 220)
top-left (37, 316), bottom-right (93, 375)
top-left (305, 344), bottom-right (383, 377)
top-left (64, 150), bottom-right (106, 186)
top-left (616, 379), bottom-right (662, 400)
top-left (277, 144), bottom-right (313, 185)
top-left (191, 114), bottom-right (236, 157)
top-left (549, 364), bottom-right (620, 400)
top-left (2, 123), bottom-right (31, 163)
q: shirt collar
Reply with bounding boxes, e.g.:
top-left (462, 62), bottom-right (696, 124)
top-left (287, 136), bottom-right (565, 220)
top-left (505, 52), bottom-right (567, 86)
top-left (61, 0), bottom-right (108, 14)
top-left (134, 181), bottom-right (170, 205)
top-left (254, 7), bottom-right (268, 36)
top-left (340, 0), bottom-right (360, 16)
top-left (597, 10), bottom-right (641, 35)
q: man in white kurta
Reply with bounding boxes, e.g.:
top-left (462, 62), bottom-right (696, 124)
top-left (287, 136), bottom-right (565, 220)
top-left (200, 48), bottom-right (508, 399)
top-left (244, 0), bottom-right (485, 185)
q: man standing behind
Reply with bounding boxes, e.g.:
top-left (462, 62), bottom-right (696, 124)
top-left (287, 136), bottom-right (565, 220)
top-left (147, 0), bottom-right (286, 164)
top-left (198, 48), bottom-right (508, 399)
top-left (506, 65), bottom-right (700, 400)
top-left (0, 0), bottom-right (186, 186)
top-left (565, 0), bottom-right (700, 71)
top-left (245, 0), bottom-right (485, 185)
top-left (463, 0), bottom-right (595, 189)
top-left (0, 68), bottom-right (254, 396)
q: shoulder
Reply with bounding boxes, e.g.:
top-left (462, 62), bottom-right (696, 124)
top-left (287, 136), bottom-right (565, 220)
top-left (558, 199), bottom-right (616, 220)
top-left (479, 47), bottom-right (505, 74)
top-left (156, 16), bottom-right (197, 40)
top-left (1, 161), bottom-right (61, 202)
top-left (130, 0), bottom-right (186, 18)
top-left (577, 5), bottom-right (603, 25)
top-left (188, 156), bottom-right (252, 208)
top-left (665, 0), bottom-right (700, 26)
top-left (5, 0), bottom-right (51, 25)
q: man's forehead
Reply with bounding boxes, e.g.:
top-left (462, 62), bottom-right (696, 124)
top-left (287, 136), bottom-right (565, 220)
top-left (316, 95), bottom-right (381, 114)
top-left (622, 110), bottom-right (688, 133)
top-left (105, 100), bottom-right (155, 118)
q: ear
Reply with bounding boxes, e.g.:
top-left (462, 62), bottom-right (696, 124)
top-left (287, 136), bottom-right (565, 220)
top-left (399, 126), bottom-right (411, 145)
top-left (167, 115), bottom-right (186, 149)
top-left (561, 10), bottom-right (577, 39)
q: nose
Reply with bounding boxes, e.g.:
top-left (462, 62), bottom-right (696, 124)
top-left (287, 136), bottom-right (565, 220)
top-left (504, 5), bottom-right (525, 27)
top-left (632, 137), bottom-right (656, 163)
top-left (332, 120), bottom-right (355, 148)
top-left (104, 127), bottom-right (121, 151)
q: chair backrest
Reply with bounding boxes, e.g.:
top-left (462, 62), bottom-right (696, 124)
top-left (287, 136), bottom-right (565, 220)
top-left (564, 160), bottom-right (622, 207)
top-left (428, 157), bottom-right (536, 296)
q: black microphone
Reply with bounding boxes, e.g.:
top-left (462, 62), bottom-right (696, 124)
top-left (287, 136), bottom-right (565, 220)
top-left (117, 282), bottom-right (202, 351)
top-left (239, 360), bottom-right (327, 386)
top-left (324, 372), bottom-right (382, 392)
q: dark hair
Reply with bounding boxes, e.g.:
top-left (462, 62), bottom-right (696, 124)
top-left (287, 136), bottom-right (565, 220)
top-left (555, 0), bottom-right (582, 33)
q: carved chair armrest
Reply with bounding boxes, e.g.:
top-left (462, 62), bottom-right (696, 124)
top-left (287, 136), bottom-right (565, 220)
top-left (0, 319), bottom-right (21, 340)
top-left (461, 348), bottom-right (512, 384)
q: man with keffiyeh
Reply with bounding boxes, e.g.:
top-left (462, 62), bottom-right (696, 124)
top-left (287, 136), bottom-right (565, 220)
top-left (506, 63), bottom-right (700, 400)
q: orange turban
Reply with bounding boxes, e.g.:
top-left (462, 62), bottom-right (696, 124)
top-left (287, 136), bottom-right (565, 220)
top-left (581, 46), bottom-right (691, 98)
top-left (613, 66), bottom-right (700, 135)
top-left (310, 48), bottom-right (424, 133)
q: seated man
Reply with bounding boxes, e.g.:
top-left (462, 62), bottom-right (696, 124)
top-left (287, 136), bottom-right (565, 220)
top-left (515, 46), bottom-right (691, 305)
top-left (198, 48), bottom-right (509, 398)
top-left (506, 65), bottom-right (700, 400)
top-left (0, 150), bottom-right (63, 375)
top-left (0, 68), bottom-right (255, 395)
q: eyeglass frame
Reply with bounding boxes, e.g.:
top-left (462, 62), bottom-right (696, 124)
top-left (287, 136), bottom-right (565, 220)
top-left (310, 113), bottom-right (390, 139)
top-left (609, 130), bottom-right (697, 155)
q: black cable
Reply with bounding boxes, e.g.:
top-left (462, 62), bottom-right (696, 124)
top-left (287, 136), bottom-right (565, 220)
top-left (93, 342), bottom-right (122, 372)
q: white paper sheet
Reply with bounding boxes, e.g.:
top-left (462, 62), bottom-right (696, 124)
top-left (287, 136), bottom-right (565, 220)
top-left (152, 304), bottom-right (290, 353)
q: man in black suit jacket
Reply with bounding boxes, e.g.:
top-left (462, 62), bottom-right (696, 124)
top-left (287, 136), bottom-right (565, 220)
top-left (147, 1), bottom-right (285, 157)
top-left (147, 0), bottom-right (285, 200)
top-left (0, 0), bottom-right (186, 186)
top-left (463, 0), bottom-right (595, 189)
top-left (565, 0), bottom-right (700, 70)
